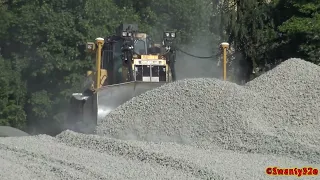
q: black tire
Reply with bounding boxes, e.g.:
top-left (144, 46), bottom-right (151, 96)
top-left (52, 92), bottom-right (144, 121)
top-left (169, 53), bottom-right (176, 81)
top-left (126, 51), bottom-right (134, 81)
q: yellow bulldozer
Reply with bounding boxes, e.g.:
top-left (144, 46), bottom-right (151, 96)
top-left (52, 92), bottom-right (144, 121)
top-left (67, 24), bottom-right (177, 133)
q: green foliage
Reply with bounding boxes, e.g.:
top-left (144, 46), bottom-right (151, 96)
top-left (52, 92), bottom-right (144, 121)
top-left (276, 0), bottom-right (320, 64)
top-left (0, 57), bottom-right (26, 129)
top-left (117, 0), bottom-right (214, 43)
top-left (220, 0), bottom-right (277, 83)
top-left (1, 0), bottom-right (215, 134)
top-left (220, 0), bottom-right (320, 83)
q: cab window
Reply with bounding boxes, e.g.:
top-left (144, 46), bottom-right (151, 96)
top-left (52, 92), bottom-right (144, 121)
top-left (134, 40), bottom-right (146, 55)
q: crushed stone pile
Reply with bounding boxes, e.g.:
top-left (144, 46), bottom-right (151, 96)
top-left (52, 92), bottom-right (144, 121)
top-left (1, 58), bottom-right (320, 179)
top-left (0, 130), bottom-right (318, 180)
top-left (0, 132), bottom-right (198, 180)
top-left (0, 126), bottom-right (30, 137)
top-left (97, 58), bottom-right (320, 163)
top-left (99, 77), bottom-right (276, 145)
top-left (245, 58), bottom-right (320, 139)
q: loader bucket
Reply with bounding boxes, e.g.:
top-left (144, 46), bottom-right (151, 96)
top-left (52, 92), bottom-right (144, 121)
top-left (67, 81), bottom-right (166, 134)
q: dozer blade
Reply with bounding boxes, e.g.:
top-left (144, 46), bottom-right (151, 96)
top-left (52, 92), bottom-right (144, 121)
top-left (96, 81), bottom-right (166, 121)
top-left (71, 93), bottom-right (90, 101)
top-left (67, 81), bottom-right (166, 134)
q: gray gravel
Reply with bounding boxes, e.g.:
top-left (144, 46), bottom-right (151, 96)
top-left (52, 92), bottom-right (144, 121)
top-left (0, 133), bottom-right (199, 180)
top-left (0, 126), bottom-right (29, 137)
top-left (97, 59), bottom-right (320, 162)
top-left (245, 58), bottom-right (320, 135)
top-left (1, 58), bottom-right (320, 179)
top-left (1, 130), bottom-right (318, 180)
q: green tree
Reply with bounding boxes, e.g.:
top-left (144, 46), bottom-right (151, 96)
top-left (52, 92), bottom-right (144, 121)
top-left (0, 0), bottom-right (151, 134)
top-left (274, 0), bottom-right (320, 64)
top-left (220, 0), bottom-right (277, 83)
top-left (0, 57), bottom-right (26, 129)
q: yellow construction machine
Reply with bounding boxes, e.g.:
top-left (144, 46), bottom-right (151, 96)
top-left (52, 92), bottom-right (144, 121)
top-left (67, 24), bottom-right (177, 133)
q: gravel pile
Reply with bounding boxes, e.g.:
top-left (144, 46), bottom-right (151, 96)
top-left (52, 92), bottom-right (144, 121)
top-left (0, 130), bottom-right (318, 180)
top-left (0, 126), bottom-right (29, 137)
top-left (97, 78), bottom-right (276, 144)
top-left (0, 132), bottom-right (198, 180)
top-left (1, 58), bottom-right (320, 179)
top-left (56, 130), bottom-right (319, 180)
top-left (245, 58), bottom-right (320, 136)
top-left (97, 58), bottom-right (320, 163)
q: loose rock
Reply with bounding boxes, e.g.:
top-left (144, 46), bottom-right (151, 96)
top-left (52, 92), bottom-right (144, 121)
top-left (1, 58), bottom-right (320, 179)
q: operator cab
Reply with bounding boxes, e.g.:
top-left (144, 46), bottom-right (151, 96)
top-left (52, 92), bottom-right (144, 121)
top-left (133, 33), bottom-right (161, 55)
top-left (98, 23), bottom-right (176, 85)
top-left (133, 33), bottom-right (147, 55)
top-left (132, 33), bottom-right (166, 82)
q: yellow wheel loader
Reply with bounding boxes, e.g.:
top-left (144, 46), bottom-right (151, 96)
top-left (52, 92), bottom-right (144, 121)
top-left (67, 24), bottom-right (177, 133)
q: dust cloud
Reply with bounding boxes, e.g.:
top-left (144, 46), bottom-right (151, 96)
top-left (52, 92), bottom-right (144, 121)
top-left (175, 36), bottom-right (223, 80)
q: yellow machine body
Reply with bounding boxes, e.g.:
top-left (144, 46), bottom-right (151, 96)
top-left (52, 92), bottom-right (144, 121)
top-left (68, 31), bottom-right (173, 133)
top-left (67, 26), bottom-right (228, 134)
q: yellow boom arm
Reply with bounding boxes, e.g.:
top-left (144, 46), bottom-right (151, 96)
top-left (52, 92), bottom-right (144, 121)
top-left (86, 38), bottom-right (106, 91)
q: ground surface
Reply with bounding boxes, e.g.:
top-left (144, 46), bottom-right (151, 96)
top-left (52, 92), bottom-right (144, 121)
top-left (1, 58), bottom-right (319, 180)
